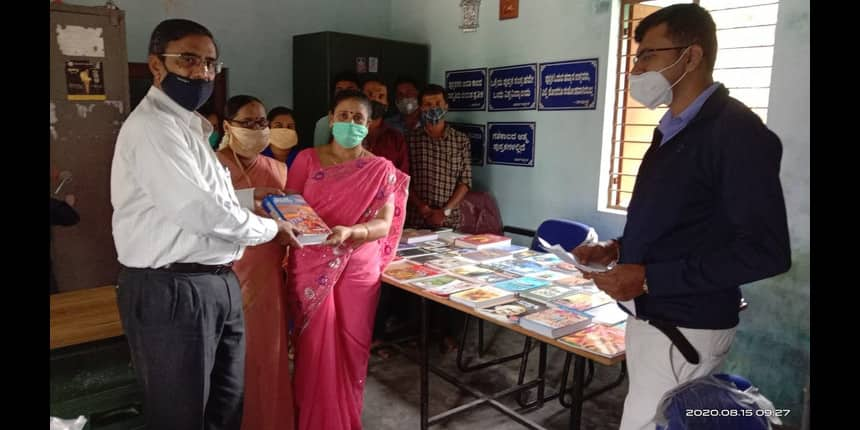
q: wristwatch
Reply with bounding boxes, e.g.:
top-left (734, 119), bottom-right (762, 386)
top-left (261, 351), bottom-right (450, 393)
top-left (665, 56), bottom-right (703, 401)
top-left (443, 208), bottom-right (452, 217)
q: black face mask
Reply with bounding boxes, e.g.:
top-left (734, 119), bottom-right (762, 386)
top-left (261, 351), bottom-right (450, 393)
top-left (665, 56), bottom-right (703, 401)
top-left (160, 72), bottom-right (214, 111)
top-left (370, 100), bottom-right (388, 120)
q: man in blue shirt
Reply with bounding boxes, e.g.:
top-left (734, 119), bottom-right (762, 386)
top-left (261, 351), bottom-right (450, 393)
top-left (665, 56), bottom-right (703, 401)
top-left (573, 5), bottom-right (791, 429)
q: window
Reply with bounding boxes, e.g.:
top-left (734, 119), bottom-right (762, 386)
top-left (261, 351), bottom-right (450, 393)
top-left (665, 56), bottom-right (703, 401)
top-left (606, 0), bottom-right (779, 209)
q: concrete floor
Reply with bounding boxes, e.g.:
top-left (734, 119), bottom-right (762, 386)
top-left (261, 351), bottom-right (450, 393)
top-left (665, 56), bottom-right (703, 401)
top-left (361, 323), bottom-right (627, 430)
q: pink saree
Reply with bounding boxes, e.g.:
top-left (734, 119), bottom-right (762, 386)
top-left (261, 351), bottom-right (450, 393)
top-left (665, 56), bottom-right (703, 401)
top-left (217, 151), bottom-right (293, 430)
top-left (285, 149), bottom-right (408, 430)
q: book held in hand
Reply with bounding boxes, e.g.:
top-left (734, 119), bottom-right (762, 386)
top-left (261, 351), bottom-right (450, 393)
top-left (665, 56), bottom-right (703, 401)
top-left (262, 194), bottom-right (332, 245)
top-left (537, 237), bottom-right (616, 273)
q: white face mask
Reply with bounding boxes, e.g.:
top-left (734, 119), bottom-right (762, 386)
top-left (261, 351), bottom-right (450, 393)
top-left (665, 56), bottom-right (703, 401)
top-left (396, 97), bottom-right (418, 115)
top-left (629, 47), bottom-right (691, 110)
top-left (269, 128), bottom-right (298, 149)
top-left (227, 125), bottom-right (270, 158)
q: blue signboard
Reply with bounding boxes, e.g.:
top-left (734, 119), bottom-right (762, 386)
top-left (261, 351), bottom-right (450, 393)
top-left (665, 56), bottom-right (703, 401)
top-left (449, 122), bottom-right (486, 166)
top-left (538, 59), bottom-right (598, 110)
top-left (488, 64), bottom-right (537, 111)
top-left (445, 68), bottom-right (486, 111)
top-left (487, 122), bottom-right (535, 167)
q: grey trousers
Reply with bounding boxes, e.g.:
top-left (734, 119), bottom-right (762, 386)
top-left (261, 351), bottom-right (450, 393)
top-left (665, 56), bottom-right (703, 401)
top-left (117, 267), bottom-right (245, 430)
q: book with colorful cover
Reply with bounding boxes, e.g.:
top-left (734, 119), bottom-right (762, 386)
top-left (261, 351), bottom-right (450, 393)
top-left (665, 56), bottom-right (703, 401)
top-left (553, 292), bottom-right (614, 312)
top-left (396, 247), bottom-right (439, 259)
top-left (420, 240), bottom-right (450, 249)
top-left (426, 282), bottom-right (480, 297)
top-left (454, 234), bottom-right (512, 250)
top-left (477, 298), bottom-right (547, 323)
top-left (407, 254), bottom-right (444, 264)
top-left (437, 231), bottom-right (469, 244)
top-left (558, 324), bottom-right (626, 358)
top-left (425, 256), bottom-right (472, 270)
top-left (524, 253), bottom-right (562, 266)
top-left (529, 270), bottom-right (573, 282)
top-left (513, 249), bottom-right (543, 259)
top-left (450, 265), bottom-right (518, 284)
top-left (492, 244), bottom-right (530, 254)
top-left (262, 194), bottom-right (332, 245)
top-left (520, 307), bottom-right (592, 338)
top-left (400, 228), bottom-right (439, 244)
top-left (520, 285), bottom-right (576, 304)
top-left (409, 274), bottom-right (475, 290)
top-left (449, 286), bottom-right (516, 308)
top-left (483, 259), bottom-right (545, 276)
top-left (492, 277), bottom-right (550, 293)
top-left (461, 248), bottom-right (516, 264)
top-left (583, 303), bottom-right (629, 326)
top-left (383, 261), bottom-right (443, 282)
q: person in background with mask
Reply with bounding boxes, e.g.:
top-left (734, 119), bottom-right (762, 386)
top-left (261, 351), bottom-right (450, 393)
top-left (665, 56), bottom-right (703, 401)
top-left (386, 75), bottom-right (422, 134)
top-left (571, 5), bottom-right (790, 429)
top-left (313, 70), bottom-right (360, 147)
top-left (405, 84), bottom-right (471, 231)
top-left (264, 106), bottom-right (301, 168)
top-left (199, 106), bottom-right (222, 150)
top-left (215, 94), bottom-right (295, 430)
top-left (284, 89), bottom-right (408, 429)
top-left (110, 19), bottom-right (301, 430)
top-left (361, 74), bottom-right (409, 174)
top-left (405, 84), bottom-right (471, 353)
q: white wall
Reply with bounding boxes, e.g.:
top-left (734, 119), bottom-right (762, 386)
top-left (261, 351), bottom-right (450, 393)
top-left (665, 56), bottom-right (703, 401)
top-left (65, 0), bottom-right (393, 108)
top-left (390, 0), bottom-right (627, 239)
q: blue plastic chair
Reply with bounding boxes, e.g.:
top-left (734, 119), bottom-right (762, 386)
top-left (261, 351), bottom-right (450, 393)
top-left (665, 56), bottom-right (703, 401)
top-left (530, 218), bottom-right (596, 253)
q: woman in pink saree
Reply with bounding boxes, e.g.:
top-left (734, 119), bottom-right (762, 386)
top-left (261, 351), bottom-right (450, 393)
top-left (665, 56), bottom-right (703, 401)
top-left (284, 89), bottom-right (408, 430)
top-left (216, 95), bottom-right (294, 430)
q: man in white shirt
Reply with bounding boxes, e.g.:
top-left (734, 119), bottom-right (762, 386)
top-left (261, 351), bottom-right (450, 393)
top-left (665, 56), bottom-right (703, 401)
top-left (110, 19), bottom-right (300, 430)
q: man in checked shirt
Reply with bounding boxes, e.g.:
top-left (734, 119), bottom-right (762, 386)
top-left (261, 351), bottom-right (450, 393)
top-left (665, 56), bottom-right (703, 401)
top-left (405, 84), bottom-right (472, 230)
top-left (404, 84), bottom-right (473, 352)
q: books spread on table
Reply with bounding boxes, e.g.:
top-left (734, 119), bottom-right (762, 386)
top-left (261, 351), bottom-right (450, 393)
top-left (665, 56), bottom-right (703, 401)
top-left (262, 194), bottom-right (331, 245)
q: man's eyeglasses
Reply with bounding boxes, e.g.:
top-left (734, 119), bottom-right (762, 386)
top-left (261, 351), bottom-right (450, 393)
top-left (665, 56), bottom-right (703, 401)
top-left (160, 53), bottom-right (223, 74)
top-left (632, 46), bottom-right (689, 65)
top-left (228, 118), bottom-right (269, 129)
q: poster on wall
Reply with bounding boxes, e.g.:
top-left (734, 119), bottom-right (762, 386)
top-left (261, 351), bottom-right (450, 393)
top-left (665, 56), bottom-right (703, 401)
top-left (445, 68), bottom-right (486, 111)
top-left (538, 58), bottom-right (598, 110)
top-left (487, 122), bottom-right (535, 167)
top-left (488, 64), bottom-right (536, 111)
top-left (449, 122), bottom-right (486, 166)
top-left (65, 60), bottom-right (106, 101)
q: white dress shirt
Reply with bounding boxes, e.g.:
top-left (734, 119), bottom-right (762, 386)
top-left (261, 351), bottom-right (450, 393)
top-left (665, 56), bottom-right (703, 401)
top-left (111, 86), bottom-right (278, 268)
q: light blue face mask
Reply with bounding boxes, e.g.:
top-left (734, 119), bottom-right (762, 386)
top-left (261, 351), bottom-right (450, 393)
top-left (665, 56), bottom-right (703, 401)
top-left (331, 122), bottom-right (368, 149)
top-left (421, 107), bottom-right (447, 125)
